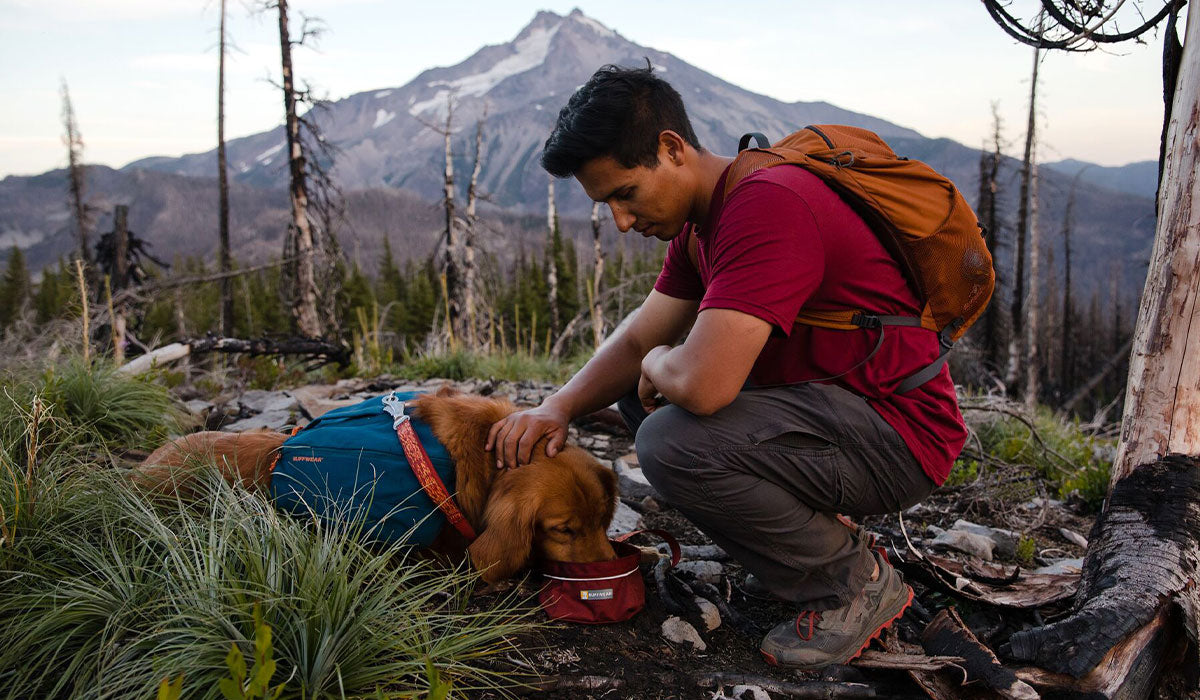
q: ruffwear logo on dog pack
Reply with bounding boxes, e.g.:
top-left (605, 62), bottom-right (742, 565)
top-left (292, 455), bottom-right (324, 463)
top-left (580, 588), bottom-right (614, 601)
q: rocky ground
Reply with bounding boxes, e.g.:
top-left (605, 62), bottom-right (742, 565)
top-left (169, 377), bottom-right (1147, 699)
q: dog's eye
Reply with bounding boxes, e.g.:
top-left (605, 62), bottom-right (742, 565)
top-left (552, 525), bottom-right (574, 535)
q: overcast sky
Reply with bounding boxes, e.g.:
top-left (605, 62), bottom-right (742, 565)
top-left (1, 0), bottom-right (1185, 178)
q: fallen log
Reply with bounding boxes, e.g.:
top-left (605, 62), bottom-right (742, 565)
top-left (118, 336), bottom-right (349, 375)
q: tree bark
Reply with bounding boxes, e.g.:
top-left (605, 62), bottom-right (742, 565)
top-left (217, 0), bottom-right (234, 337)
top-left (276, 0), bottom-right (322, 338)
top-left (1004, 8), bottom-right (1200, 689)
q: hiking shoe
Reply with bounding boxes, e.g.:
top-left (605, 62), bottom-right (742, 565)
top-left (759, 551), bottom-right (912, 670)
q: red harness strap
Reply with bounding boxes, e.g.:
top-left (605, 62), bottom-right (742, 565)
top-left (385, 395), bottom-right (477, 542)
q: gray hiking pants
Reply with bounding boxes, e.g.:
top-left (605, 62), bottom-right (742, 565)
top-left (620, 383), bottom-right (935, 611)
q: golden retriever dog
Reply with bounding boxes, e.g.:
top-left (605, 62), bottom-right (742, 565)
top-left (136, 390), bottom-right (618, 582)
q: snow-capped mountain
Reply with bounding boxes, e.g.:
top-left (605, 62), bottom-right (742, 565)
top-left (125, 9), bottom-right (921, 214)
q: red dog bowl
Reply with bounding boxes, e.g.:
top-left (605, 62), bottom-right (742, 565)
top-left (538, 530), bottom-right (680, 624)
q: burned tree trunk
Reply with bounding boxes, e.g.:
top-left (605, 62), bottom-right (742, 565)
top-left (217, 0), bottom-right (234, 337)
top-left (1005, 8), bottom-right (1200, 692)
top-left (276, 0), bottom-right (322, 338)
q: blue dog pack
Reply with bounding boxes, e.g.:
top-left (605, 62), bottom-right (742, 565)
top-left (268, 392), bottom-right (456, 546)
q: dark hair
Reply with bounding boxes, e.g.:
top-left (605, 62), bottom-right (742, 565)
top-left (541, 63), bottom-right (703, 177)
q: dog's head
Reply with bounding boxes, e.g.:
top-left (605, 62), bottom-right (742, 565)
top-left (467, 446), bottom-right (618, 582)
top-left (409, 388), bottom-right (619, 583)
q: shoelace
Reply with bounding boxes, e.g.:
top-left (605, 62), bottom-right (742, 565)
top-left (795, 610), bottom-right (822, 641)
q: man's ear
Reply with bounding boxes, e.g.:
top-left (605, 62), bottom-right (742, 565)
top-left (467, 479), bottom-right (539, 583)
top-left (659, 130), bottom-right (687, 166)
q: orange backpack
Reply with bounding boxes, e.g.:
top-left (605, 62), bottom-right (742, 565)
top-left (714, 125), bottom-right (995, 392)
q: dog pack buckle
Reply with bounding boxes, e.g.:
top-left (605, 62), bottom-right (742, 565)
top-left (381, 392), bottom-right (409, 428)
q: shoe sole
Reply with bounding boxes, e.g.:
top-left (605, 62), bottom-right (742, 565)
top-left (759, 584), bottom-right (914, 670)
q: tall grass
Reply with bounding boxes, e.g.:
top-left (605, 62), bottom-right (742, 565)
top-left (0, 355), bottom-right (540, 698)
top-left (394, 348), bottom-right (588, 384)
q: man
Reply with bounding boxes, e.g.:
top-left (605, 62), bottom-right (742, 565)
top-left (486, 64), bottom-right (967, 669)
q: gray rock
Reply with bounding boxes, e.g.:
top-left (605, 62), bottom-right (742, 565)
top-left (640, 496), bottom-right (661, 512)
top-left (660, 616), bottom-right (706, 651)
top-left (931, 529), bottom-right (995, 561)
top-left (676, 560), bottom-right (724, 584)
top-left (606, 500), bottom-right (644, 537)
top-left (1021, 497), bottom-right (1064, 511)
top-left (693, 596), bottom-right (722, 631)
top-left (184, 399), bottom-right (213, 416)
top-left (1033, 557), bottom-right (1085, 575)
top-left (1059, 527), bottom-right (1089, 549)
top-left (952, 519), bottom-right (1019, 559)
top-left (614, 455), bottom-right (661, 501)
top-left (224, 410), bottom-right (293, 432)
top-left (713, 686), bottom-right (771, 700)
top-left (237, 390), bottom-right (298, 414)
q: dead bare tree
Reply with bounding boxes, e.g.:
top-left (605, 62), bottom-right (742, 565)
top-left (217, 0), bottom-right (234, 336)
top-left (590, 201), bottom-right (606, 349)
top-left (463, 110), bottom-right (487, 349)
top-left (978, 104), bottom-right (1005, 374)
top-left (269, 0), bottom-right (322, 337)
top-left (1060, 169), bottom-right (1085, 393)
top-left (1006, 36), bottom-right (1041, 393)
top-left (546, 177), bottom-right (561, 337)
top-left (60, 80), bottom-right (91, 274)
top-left (984, 2), bottom-right (1199, 695)
top-left (1024, 141), bottom-right (1041, 409)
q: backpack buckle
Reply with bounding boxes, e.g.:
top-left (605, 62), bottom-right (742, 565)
top-left (851, 313), bottom-right (882, 330)
top-left (381, 392), bottom-right (410, 428)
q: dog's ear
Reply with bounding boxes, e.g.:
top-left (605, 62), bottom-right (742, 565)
top-left (597, 462), bottom-right (619, 529)
top-left (434, 384), bottom-right (459, 398)
top-left (467, 476), bottom-right (539, 583)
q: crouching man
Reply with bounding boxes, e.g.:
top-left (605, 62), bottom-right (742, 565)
top-left (487, 64), bottom-right (967, 669)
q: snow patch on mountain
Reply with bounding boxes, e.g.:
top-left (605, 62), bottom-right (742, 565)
top-left (448, 23), bottom-right (561, 97)
top-left (373, 109), bottom-right (396, 129)
top-left (374, 90), bottom-right (392, 99)
top-left (256, 143), bottom-right (284, 163)
top-left (409, 89), bottom-right (450, 117)
top-left (573, 13), bottom-right (615, 38)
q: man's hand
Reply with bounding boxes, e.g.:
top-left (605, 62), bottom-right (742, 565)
top-left (486, 401), bottom-right (571, 469)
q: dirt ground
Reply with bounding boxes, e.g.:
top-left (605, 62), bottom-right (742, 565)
top-left (465, 428), bottom-right (1128, 700)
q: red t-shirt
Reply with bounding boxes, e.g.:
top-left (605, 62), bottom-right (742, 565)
top-left (654, 165), bottom-right (966, 485)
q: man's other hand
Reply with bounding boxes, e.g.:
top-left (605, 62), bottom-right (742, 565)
top-left (639, 345), bottom-right (670, 413)
top-left (486, 402), bottom-right (571, 469)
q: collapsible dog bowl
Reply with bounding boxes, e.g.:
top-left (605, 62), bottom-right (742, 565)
top-left (538, 530), bottom-right (680, 624)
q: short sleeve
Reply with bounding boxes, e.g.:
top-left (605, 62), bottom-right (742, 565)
top-left (699, 180), bottom-right (824, 335)
top-left (653, 226), bottom-right (704, 300)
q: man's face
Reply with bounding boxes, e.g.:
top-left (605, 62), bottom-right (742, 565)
top-left (575, 148), bottom-right (691, 242)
